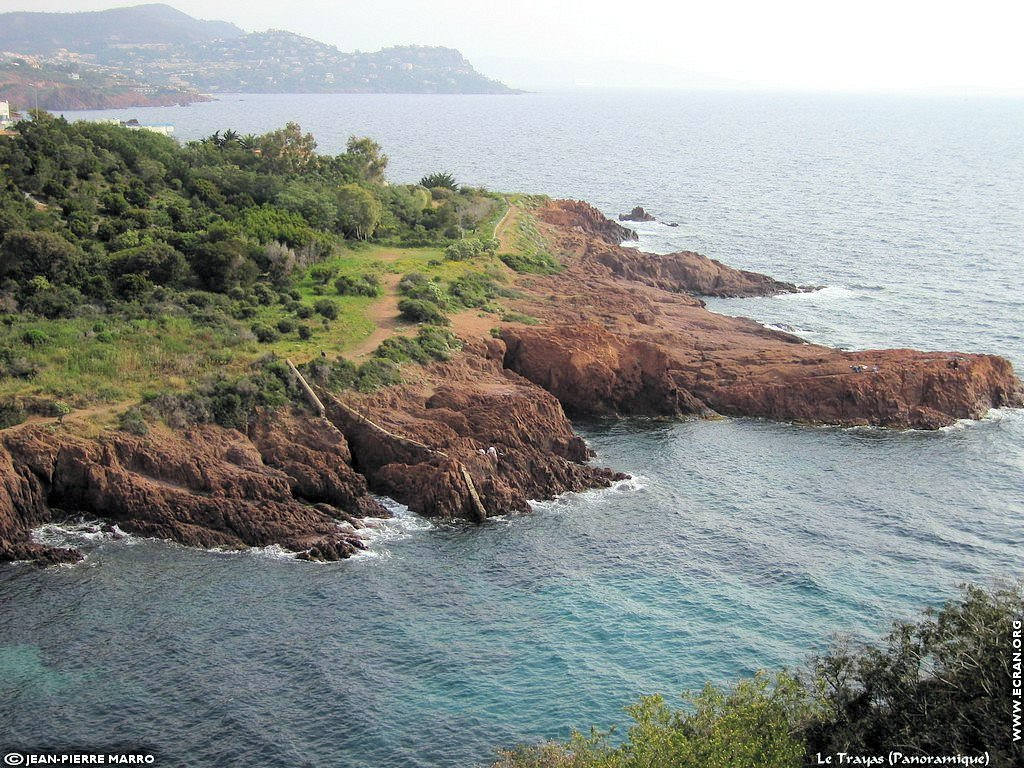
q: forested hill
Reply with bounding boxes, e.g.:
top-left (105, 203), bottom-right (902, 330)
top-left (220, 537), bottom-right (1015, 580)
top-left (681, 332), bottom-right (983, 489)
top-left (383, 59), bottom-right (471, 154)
top-left (0, 4), bottom-right (243, 53)
top-left (0, 4), bottom-right (517, 99)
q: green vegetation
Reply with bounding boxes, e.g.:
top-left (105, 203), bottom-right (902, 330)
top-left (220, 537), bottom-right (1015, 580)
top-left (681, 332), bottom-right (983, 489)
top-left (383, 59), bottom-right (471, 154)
top-left (499, 199), bottom-right (563, 274)
top-left (0, 113), bottom-right (530, 426)
top-left (494, 583), bottom-right (1023, 768)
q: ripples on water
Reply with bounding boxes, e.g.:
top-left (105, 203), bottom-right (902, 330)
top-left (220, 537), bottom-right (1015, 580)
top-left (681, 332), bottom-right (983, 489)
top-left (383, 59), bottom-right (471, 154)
top-left (0, 91), bottom-right (1020, 767)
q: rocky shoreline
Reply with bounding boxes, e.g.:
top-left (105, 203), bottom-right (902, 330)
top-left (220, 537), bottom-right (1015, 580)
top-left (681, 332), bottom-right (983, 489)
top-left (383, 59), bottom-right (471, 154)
top-left (1, 200), bottom-right (1020, 566)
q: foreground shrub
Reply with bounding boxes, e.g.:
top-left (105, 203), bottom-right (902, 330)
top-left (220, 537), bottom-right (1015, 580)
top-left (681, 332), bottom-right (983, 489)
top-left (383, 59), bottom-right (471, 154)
top-left (499, 251), bottom-right (562, 275)
top-left (493, 583), bottom-right (1024, 768)
top-left (334, 274), bottom-right (381, 297)
top-left (398, 298), bottom-right (448, 325)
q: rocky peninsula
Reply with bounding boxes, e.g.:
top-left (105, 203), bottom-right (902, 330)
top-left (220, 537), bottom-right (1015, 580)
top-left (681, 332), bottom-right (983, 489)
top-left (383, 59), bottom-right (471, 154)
top-left (1, 199), bottom-right (1020, 567)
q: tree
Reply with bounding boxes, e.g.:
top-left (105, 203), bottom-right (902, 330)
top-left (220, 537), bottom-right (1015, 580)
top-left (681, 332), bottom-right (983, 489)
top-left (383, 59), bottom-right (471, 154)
top-left (257, 122), bottom-right (318, 174)
top-left (343, 136), bottom-right (388, 183)
top-left (420, 171), bottom-right (458, 190)
top-left (0, 230), bottom-right (85, 285)
top-left (335, 184), bottom-right (382, 240)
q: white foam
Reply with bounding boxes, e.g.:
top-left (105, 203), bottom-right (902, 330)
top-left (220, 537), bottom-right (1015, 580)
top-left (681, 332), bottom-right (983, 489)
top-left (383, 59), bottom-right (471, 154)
top-left (777, 284), bottom-right (858, 302)
top-left (349, 497), bottom-right (435, 559)
top-left (529, 473), bottom-right (647, 512)
top-left (31, 518), bottom-right (134, 548)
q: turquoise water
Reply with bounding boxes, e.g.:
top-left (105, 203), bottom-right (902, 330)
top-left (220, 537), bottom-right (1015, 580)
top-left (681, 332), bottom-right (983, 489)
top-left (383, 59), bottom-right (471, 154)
top-left (1, 91), bottom-right (1021, 766)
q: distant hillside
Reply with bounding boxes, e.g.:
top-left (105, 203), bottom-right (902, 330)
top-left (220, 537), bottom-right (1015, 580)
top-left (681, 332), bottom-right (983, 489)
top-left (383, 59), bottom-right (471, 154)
top-left (0, 4), bottom-right (243, 54)
top-left (129, 31), bottom-right (516, 94)
top-left (0, 4), bottom-right (516, 102)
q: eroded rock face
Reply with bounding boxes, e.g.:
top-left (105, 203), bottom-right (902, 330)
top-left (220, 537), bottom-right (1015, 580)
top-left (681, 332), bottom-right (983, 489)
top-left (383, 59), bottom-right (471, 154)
top-left (501, 324), bottom-right (1022, 428)
top-left (0, 410), bottom-right (382, 565)
top-left (540, 200), bottom-right (799, 298)
top-left (499, 200), bottom-right (1023, 427)
top-left (322, 340), bottom-right (625, 520)
top-left (539, 199), bottom-right (638, 243)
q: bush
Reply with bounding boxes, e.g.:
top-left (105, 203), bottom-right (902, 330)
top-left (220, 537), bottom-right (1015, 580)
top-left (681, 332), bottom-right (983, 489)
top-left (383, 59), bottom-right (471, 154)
top-left (313, 298), bottom-right (339, 320)
top-left (295, 304), bottom-right (314, 319)
top-left (398, 298), bottom-right (448, 325)
top-left (297, 324), bottom-right (313, 340)
top-left (21, 328), bottom-right (52, 348)
top-left (356, 358), bottom-right (402, 392)
top-left (0, 399), bottom-right (27, 429)
top-left (804, 582), bottom-right (1024, 763)
top-left (499, 251), bottom-right (562, 275)
top-left (276, 318), bottom-right (297, 334)
top-left (448, 273), bottom-right (506, 309)
top-left (444, 237), bottom-right (498, 261)
top-left (495, 672), bottom-right (811, 768)
top-left (117, 407), bottom-right (150, 436)
top-left (420, 171), bottom-right (458, 190)
top-left (398, 272), bottom-right (446, 304)
top-left (335, 274), bottom-right (381, 297)
top-left (251, 323), bottom-right (280, 343)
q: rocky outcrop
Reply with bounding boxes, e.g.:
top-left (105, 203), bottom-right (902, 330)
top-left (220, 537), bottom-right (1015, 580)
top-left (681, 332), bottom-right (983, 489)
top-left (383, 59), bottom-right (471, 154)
top-left (0, 410), bottom-right (386, 565)
top-left (2, 196), bottom-right (1021, 568)
top-left (0, 342), bottom-right (626, 565)
top-left (498, 200), bottom-right (1023, 427)
top-left (619, 206), bottom-right (655, 222)
top-left (539, 199), bottom-right (638, 243)
top-left (501, 324), bottom-right (1021, 428)
top-left (321, 339), bottom-right (624, 520)
top-left (539, 200), bottom-right (799, 298)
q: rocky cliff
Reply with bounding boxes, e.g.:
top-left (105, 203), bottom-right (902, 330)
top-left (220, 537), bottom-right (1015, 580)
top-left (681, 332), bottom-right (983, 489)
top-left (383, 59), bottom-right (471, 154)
top-left (1, 198), bottom-right (1020, 566)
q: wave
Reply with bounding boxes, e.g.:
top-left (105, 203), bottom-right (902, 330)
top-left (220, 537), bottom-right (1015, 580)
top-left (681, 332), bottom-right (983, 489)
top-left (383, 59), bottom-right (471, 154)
top-left (350, 497), bottom-right (435, 560)
top-left (529, 473), bottom-right (647, 512)
top-left (32, 518), bottom-right (134, 549)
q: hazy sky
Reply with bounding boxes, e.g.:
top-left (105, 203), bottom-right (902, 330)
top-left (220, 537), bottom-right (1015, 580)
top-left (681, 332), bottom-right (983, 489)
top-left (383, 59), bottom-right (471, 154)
top-left (3, 0), bottom-right (1023, 93)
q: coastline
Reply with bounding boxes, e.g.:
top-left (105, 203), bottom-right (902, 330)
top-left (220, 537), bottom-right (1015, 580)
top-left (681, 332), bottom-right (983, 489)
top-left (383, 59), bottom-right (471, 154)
top-left (1, 198), bottom-right (1020, 567)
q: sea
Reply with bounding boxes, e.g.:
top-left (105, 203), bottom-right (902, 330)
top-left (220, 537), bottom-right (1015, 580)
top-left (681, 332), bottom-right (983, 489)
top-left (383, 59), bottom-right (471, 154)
top-left (1, 91), bottom-right (1022, 767)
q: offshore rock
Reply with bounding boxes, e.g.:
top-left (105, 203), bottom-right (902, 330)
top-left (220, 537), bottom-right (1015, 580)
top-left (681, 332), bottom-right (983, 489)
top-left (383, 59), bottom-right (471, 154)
top-left (619, 206), bottom-right (656, 222)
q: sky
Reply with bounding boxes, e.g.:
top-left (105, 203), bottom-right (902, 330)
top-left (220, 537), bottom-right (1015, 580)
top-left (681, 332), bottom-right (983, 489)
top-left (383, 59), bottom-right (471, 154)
top-left (2, 0), bottom-right (1023, 94)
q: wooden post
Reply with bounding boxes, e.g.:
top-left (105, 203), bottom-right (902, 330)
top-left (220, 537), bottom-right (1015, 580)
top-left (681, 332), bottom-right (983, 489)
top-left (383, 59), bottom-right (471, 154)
top-left (285, 359), bottom-right (325, 417)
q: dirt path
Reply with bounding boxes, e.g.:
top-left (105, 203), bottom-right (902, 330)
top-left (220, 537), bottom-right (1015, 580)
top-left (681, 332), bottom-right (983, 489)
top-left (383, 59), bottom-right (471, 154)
top-left (345, 274), bottom-right (414, 360)
top-left (493, 198), bottom-right (517, 252)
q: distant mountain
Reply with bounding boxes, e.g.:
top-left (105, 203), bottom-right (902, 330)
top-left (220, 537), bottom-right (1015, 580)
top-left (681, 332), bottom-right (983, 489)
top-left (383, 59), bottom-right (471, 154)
top-left (0, 4), bottom-right (516, 103)
top-left (0, 4), bottom-right (244, 54)
top-left (123, 31), bottom-right (516, 94)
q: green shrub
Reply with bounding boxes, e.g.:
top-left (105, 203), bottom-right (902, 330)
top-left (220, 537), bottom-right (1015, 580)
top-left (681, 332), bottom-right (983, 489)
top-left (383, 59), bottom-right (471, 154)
top-left (0, 399), bottom-right (27, 428)
top-left (398, 298), bottom-right (448, 325)
top-left (313, 298), bottom-right (339, 320)
top-left (335, 274), bottom-right (381, 297)
top-left (356, 358), bottom-right (402, 392)
top-left (499, 251), bottom-right (562, 274)
top-left (117, 407), bottom-right (150, 436)
top-left (276, 318), bottom-right (297, 334)
top-left (251, 323), bottom-right (280, 343)
top-left (297, 324), bottom-right (313, 341)
top-left (415, 326), bottom-right (461, 361)
top-left (444, 237), bottom-right (499, 261)
top-left (375, 335), bottom-right (430, 365)
top-left (295, 304), bottom-right (314, 319)
top-left (448, 273), bottom-right (506, 309)
top-left (420, 171), bottom-right (458, 190)
top-left (21, 328), bottom-right (52, 348)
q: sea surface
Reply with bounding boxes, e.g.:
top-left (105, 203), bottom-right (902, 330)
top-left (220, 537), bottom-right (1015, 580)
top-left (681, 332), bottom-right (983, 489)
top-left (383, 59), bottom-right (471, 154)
top-left (1, 91), bottom-right (1022, 767)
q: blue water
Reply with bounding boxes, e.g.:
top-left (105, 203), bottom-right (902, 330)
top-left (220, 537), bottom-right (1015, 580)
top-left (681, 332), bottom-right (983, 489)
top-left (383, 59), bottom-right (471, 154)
top-left (1, 91), bottom-right (1021, 767)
